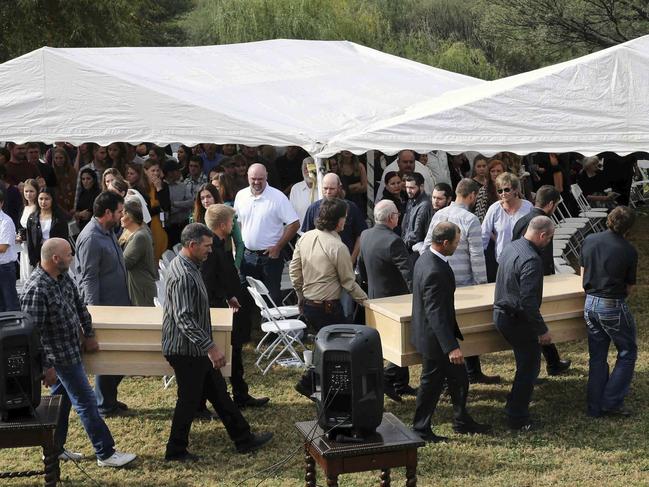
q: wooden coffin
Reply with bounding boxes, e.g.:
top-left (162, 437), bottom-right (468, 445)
top-left (365, 273), bottom-right (586, 367)
top-left (82, 307), bottom-right (232, 377)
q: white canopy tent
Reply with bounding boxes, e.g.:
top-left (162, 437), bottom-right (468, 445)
top-left (319, 35), bottom-right (649, 158)
top-left (0, 40), bottom-right (482, 154)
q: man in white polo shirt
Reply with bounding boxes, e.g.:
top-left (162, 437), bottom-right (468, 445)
top-left (235, 163), bottom-right (300, 303)
top-left (0, 189), bottom-right (20, 312)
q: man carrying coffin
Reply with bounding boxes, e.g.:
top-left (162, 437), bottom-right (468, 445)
top-left (410, 222), bottom-right (491, 442)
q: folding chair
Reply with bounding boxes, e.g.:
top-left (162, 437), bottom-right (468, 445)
top-left (570, 184), bottom-right (609, 214)
top-left (247, 286), bottom-right (306, 375)
top-left (246, 276), bottom-right (300, 352)
top-left (172, 242), bottom-right (182, 255)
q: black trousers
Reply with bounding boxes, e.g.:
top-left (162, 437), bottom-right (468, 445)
top-left (412, 355), bottom-right (472, 435)
top-left (229, 343), bottom-right (249, 402)
top-left (165, 355), bottom-right (251, 456)
top-left (494, 318), bottom-right (541, 427)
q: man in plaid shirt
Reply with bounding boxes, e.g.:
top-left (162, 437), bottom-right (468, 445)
top-left (20, 238), bottom-right (136, 468)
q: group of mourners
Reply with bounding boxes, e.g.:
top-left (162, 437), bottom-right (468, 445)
top-left (0, 142), bottom-right (640, 466)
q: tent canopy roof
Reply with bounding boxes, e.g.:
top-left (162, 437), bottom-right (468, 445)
top-left (319, 35), bottom-right (649, 157)
top-left (0, 39), bottom-right (481, 153)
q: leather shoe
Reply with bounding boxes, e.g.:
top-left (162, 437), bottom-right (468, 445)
top-left (116, 401), bottom-right (129, 411)
top-left (468, 373), bottom-right (501, 384)
top-left (453, 420), bottom-right (492, 435)
top-left (395, 385), bottom-right (418, 397)
top-left (414, 431), bottom-right (448, 443)
top-left (237, 432), bottom-right (273, 454)
top-left (384, 384), bottom-right (403, 403)
top-left (194, 408), bottom-right (216, 421)
top-left (165, 451), bottom-right (200, 463)
top-left (602, 407), bottom-right (632, 418)
top-left (294, 382), bottom-right (314, 401)
top-left (235, 396), bottom-right (270, 409)
top-left (547, 359), bottom-right (571, 376)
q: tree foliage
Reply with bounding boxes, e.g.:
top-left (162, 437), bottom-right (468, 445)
top-left (0, 0), bottom-right (191, 63)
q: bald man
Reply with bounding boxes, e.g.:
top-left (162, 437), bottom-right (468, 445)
top-left (494, 216), bottom-right (555, 431)
top-left (20, 238), bottom-right (136, 467)
top-left (234, 163), bottom-right (300, 303)
top-left (302, 172), bottom-right (367, 264)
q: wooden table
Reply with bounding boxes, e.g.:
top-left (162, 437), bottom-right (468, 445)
top-left (365, 273), bottom-right (587, 367)
top-left (83, 306), bottom-right (233, 376)
top-left (0, 395), bottom-right (61, 487)
top-left (296, 413), bottom-right (425, 486)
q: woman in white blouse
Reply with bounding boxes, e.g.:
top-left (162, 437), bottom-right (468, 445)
top-left (16, 179), bottom-right (39, 281)
top-left (481, 172), bottom-right (533, 266)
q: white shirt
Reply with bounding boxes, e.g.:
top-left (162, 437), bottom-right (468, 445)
top-left (234, 184), bottom-right (299, 250)
top-left (0, 210), bottom-right (18, 265)
top-left (425, 151), bottom-right (451, 186)
top-left (481, 199), bottom-right (533, 263)
top-left (40, 218), bottom-right (52, 240)
top-left (289, 180), bottom-right (316, 230)
top-left (375, 160), bottom-right (435, 203)
top-left (430, 247), bottom-right (449, 262)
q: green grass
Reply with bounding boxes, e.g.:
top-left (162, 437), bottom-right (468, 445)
top-left (3, 214), bottom-right (649, 486)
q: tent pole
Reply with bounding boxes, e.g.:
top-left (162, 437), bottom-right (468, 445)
top-left (366, 150), bottom-right (375, 223)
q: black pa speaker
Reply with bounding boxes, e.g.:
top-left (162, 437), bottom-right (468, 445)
top-left (0, 312), bottom-right (42, 420)
top-left (313, 324), bottom-right (383, 438)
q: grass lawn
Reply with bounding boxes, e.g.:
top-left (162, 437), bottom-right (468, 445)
top-left (3, 213), bottom-right (649, 486)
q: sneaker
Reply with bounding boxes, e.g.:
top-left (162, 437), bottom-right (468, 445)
top-left (236, 432), bottom-right (273, 454)
top-left (43, 450), bottom-right (84, 462)
top-left (97, 451), bottom-right (137, 468)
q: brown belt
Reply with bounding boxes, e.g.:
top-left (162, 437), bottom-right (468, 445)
top-left (304, 299), bottom-right (340, 308)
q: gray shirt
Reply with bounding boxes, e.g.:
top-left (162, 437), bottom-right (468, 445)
top-left (167, 180), bottom-right (194, 225)
top-left (75, 217), bottom-right (130, 306)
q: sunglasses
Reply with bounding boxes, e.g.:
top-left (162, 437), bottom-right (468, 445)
top-left (497, 187), bottom-right (512, 194)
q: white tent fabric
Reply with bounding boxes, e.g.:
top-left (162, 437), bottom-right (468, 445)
top-left (319, 35), bottom-right (649, 157)
top-left (0, 40), bottom-right (482, 154)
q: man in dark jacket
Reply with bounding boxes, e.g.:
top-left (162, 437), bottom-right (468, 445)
top-left (512, 184), bottom-right (571, 376)
top-left (203, 204), bottom-right (269, 409)
top-left (401, 173), bottom-right (432, 256)
top-left (410, 221), bottom-right (490, 442)
top-left (359, 199), bottom-right (414, 402)
top-left (495, 216), bottom-right (555, 431)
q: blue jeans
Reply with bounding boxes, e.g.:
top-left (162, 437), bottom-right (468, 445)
top-left (0, 261), bottom-right (19, 312)
top-left (584, 295), bottom-right (637, 416)
top-left (241, 251), bottom-right (284, 304)
top-left (50, 362), bottom-right (115, 460)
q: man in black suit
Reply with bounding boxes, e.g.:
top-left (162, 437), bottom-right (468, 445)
top-left (410, 222), bottom-right (490, 442)
top-left (203, 204), bottom-right (269, 410)
top-left (358, 200), bottom-right (415, 402)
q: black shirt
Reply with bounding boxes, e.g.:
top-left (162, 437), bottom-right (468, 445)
top-left (580, 230), bottom-right (637, 299)
top-left (577, 171), bottom-right (609, 197)
top-left (512, 207), bottom-right (554, 276)
top-left (494, 238), bottom-right (548, 336)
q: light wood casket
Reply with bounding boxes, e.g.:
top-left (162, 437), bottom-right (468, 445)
top-left (82, 307), bottom-right (232, 377)
top-left (364, 273), bottom-right (586, 367)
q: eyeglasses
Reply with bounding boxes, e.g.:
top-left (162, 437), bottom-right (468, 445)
top-left (497, 187), bottom-right (512, 194)
top-left (391, 212), bottom-right (401, 217)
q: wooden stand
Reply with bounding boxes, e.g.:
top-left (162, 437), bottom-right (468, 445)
top-left (365, 273), bottom-right (586, 367)
top-left (0, 395), bottom-right (62, 487)
top-left (296, 413), bottom-right (424, 486)
top-left (82, 306), bottom-right (233, 376)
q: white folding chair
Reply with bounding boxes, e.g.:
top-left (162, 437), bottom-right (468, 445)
top-left (161, 249), bottom-right (176, 267)
top-left (246, 276), bottom-right (300, 351)
top-left (247, 286), bottom-right (306, 375)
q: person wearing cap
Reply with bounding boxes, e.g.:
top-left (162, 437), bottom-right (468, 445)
top-left (164, 159), bottom-right (194, 248)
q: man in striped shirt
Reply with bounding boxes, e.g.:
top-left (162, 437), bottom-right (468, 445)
top-left (423, 179), bottom-right (500, 384)
top-left (162, 223), bottom-right (272, 461)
